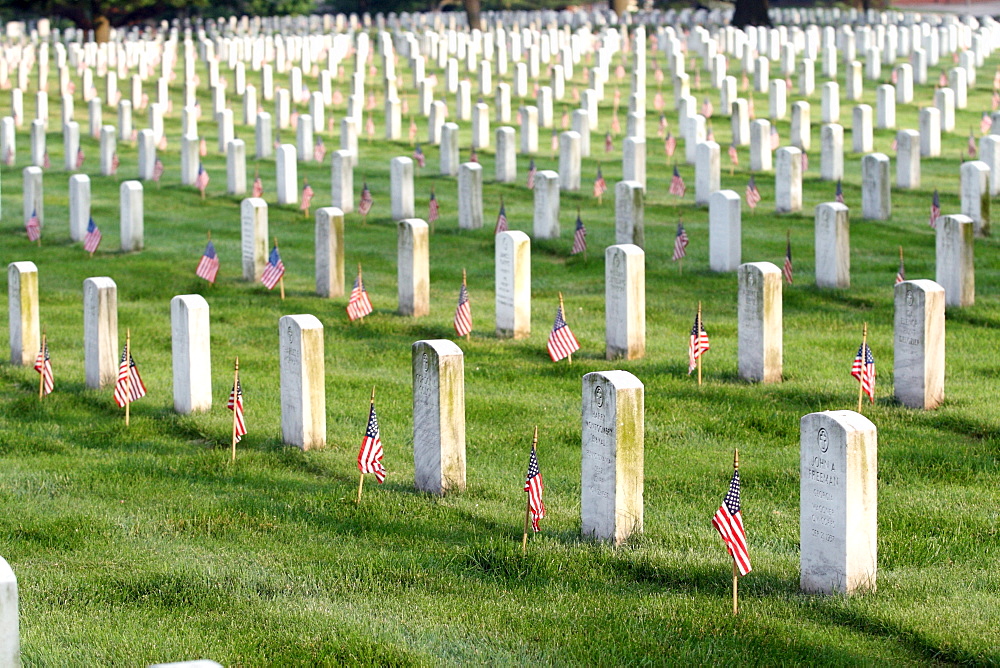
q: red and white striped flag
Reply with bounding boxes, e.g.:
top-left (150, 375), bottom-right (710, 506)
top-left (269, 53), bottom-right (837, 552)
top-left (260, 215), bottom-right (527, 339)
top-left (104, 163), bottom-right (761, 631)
top-left (783, 237), bottom-right (793, 285)
top-left (669, 165), bottom-right (686, 197)
top-left (252, 174), bottom-right (263, 198)
top-left (227, 379), bottom-right (247, 443)
top-left (729, 144), bottom-right (739, 166)
top-left (199, 137), bottom-right (207, 157)
top-left (665, 132), bottom-right (676, 157)
top-left (454, 280), bottom-right (472, 337)
top-left (413, 145), bottom-right (425, 168)
top-left (113, 346), bottom-right (147, 407)
top-left (76, 147), bottom-right (85, 169)
top-left (593, 167), bottom-right (607, 198)
top-left (605, 132), bottom-right (614, 153)
top-left (546, 300), bottom-right (580, 362)
top-left (770, 126), bottom-right (779, 151)
top-left (409, 117), bottom-right (418, 142)
top-left (347, 270), bottom-right (374, 321)
top-left (712, 467), bottom-right (752, 576)
top-left (527, 159), bottom-right (537, 190)
top-left (494, 203), bottom-right (508, 234)
top-left (314, 138), bottom-right (326, 162)
top-left (43, 151), bottom-right (50, 169)
top-left (851, 342), bottom-right (876, 404)
top-left (34, 340), bottom-right (54, 396)
top-left (152, 158), bottom-right (164, 182)
top-left (672, 222), bottom-right (689, 261)
top-left (428, 190), bottom-right (439, 223)
top-left (930, 190), bottom-right (941, 228)
top-left (25, 209), bottom-right (41, 242)
top-left (688, 309), bottom-right (710, 374)
top-left (571, 214), bottom-right (587, 255)
top-left (358, 182), bottom-right (373, 216)
top-left (111, 152), bottom-right (120, 174)
top-left (195, 163), bottom-right (210, 196)
top-left (701, 97), bottom-right (714, 118)
top-left (260, 244), bottom-right (285, 290)
top-left (358, 399), bottom-right (386, 483)
top-left (981, 112), bottom-right (992, 135)
top-left (195, 240), bottom-right (219, 283)
top-left (300, 182), bottom-right (314, 212)
top-left (524, 444), bottom-right (545, 532)
top-left (745, 177), bottom-right (761, 209)
top-left (83, 217), bottom-right (102, 253)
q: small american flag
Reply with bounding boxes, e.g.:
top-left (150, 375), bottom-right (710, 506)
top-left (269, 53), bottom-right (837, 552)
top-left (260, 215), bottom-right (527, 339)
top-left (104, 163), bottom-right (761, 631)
top-left (113, 347), bottom-right (147, 407)
top-left (347, 271), bottom-right (374, 321)
top-left (745, 177), bottom-right (761, 209)
top-left (611, 112), bottom-right (621, 135)
top-left (665, 132), bottom-right (676, 157)
top-left (939, 70), bottom-right (949, 87)
top-left (290, 110), bottom-right (300, 130)
top-left (729, 144), bottom-right (739, 166)
top-left (366, 92), bottom-right (376, 110)
top-left (494, 203), bottom-right (508, 234)
top-left (252, 174), bottom-right (263, 198)
top-left (770, 126), bottom-right (779, 151)
top-left (658, 113), bottom-right (667, 137)
top-left (157, 134), bottom-right (167, 150)
top-left (968, 131), bottom-right (977, 157)
top-left (801, 152), bottom-right (808, 172)
top-left (228, 379), bottom-right (247, 443)
top-left (835, 180), bottom-right (845, 204)
top-left (428, 190), bottom-right (440, 223)
top-left (895, 252), bottom-right (905, 285)
top-left (783, 237), bottom-right (793, 285)
top-left (314, 138), bottom-right (326, 162)
top-left (851, 341), bottom-right (876, 404)
top-left (993, 91), bottom-right (1000, 111)
top-left (365, 114), bottom-right (375, 138)
top-left (672, 222), bottom-right (689, 261)
top-left (358, 400), bottom-right (386, 483)
top-left (111, 152), bottom-right (119, 174)
top-left (669, 165), bottom-right (686, 197)
top-left (605, 132), bottom-right (614, 153)
top-left (712, 467), bottom-right (752, 576)
top-left (260, 244), bottom-right (285, 290)
top-left (76, 147), bottom-right (85, 169)
top-left (409, 117), bottom-right (418, 142)
top-left (196, 240), bottom-right (220, 283)
top-left (706, 127), bottom-right (715, 143)
top-left (562, 111), bottom-right (569, 129)
top-left (34, 340), bottom-right (54, 396)
top-left (981, 112), bottom-right (992, 135)
top-left (43, 150), bottom-right (50, 169)
top-left (891, 137), bottom-right (898, 152)
top-left (199, 137), bottom-right (207, 157)
top-left (930, 190), bottom-right (941, 228)
top-left (546, 301), bottom-right (580, 362)
top-left (571, 214), bottom-right (587, 255)
top-left (527, 159), bottom-right (537, 190)
top-left (195, 163), bottom-right (210, 195)
top-left (152, 158), bottom-right (164, 182)
top-left (688, 309), bottom-right (710, 374)
top-left (524, 445), bottom-right (545, 532)
top-left (701, 97), bottom-right (714, 118)
top-left (413, 145), bottom-right (425, 168)
top-left (25, 208), bottom-right (41, 242)
top-left (593, 167), bottom-right (607, 198)
top-left (300, 182), bottom-right (314, 212)
top-left (550, 130), bottom-right (558, 153)
top-left (454, 280), bottom-right (472, 337)
top-left (358, 181), bottom-right (373, 216)
top-left (83, 217), bottom-right (102, 253)
top-left (470, 148), bottom-right (479, 163)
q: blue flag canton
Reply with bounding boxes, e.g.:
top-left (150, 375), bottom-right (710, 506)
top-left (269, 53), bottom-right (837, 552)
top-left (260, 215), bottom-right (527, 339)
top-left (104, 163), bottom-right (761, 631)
top-left (724, 470), bottom-right (742, 515)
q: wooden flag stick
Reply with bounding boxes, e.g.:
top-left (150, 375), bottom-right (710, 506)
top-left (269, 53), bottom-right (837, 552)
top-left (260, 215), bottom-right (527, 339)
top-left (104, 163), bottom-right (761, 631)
top-left (857, 322), bottom-right (868, 413)
top-left (358, 263), bottom-right (365, 323)
top-left (275, 237), bottom-right (285, 300)
top-left (463, 268), bottom-right (470, 341)
top-left (124, 328), bottom-right (131, 427)
top-left (899, 245), bottom-right (904, 269)
top-left (358, 385), bottom-right (376, 504)
top-left (38, 332), bottom-right (46, 400)
top-left (732, 448), bottom-right (740, 615)
top-left (559, 292), bottom-right (571, 365)
top-left (522, 425), bottom-right (538, 555)
top-left (231, 357), bottom-right (240, 463)
top-left (697, 302), bottom-right (703, 387)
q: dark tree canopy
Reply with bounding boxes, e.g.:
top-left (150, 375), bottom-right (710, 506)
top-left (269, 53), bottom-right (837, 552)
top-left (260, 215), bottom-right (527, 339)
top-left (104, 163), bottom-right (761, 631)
top-left (731, 0), bottom-right (772, 29)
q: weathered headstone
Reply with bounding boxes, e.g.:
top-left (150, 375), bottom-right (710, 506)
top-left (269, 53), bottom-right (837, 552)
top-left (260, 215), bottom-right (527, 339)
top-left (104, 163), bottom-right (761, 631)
top-left (709, 190), bottom-right (741, 272)
top-left (559, 131), bottom-right (581, 191)
top-left (331, 149), bottom-right (354, 213)
top-left (69, 174), bottom-right (90, 242)
top-left (919, 107), bottom-right (941, 157)
top-left (896, 130), bottom-right (920, 189)
top-left (861, 153), bottom-right (890, 221)
top-left (398, 219), bottom-right (430, 317)
top-left (495, 230), bottom-right (531, 339)
top-left (315, 207), bottom-right (344, 299)
top-left (440, 122), bottom-right (460, 176)
top-left (750, 119), bottom-right (772, 171)
top-left (800, 410), bottom-right (877, 595)
top-left (960, 160), bottom-right (990, 237)
top-left (851, 105), bottom-right (873, 153)
top-left (495, 126), bottom-right (516, 182)
top-left (605, 245), bottom-right (645, 360)
top-left (738, 262), bottom-right (782, 383)
top-left (581, 370), bottom-right (644, 545)
top-left (275, 144), bottom-right (297, 205)
top-left (894, 280), bottom-right (945, 410)
top-left (775, 146), bottom-right (803, 213)
top-left (615, 180), bottom-right (644, 248)
top-left (458, 162), bottom-right (484, 230)
top-left (83, 276), bottom-right (118, 389)
top-left (0, 555), bottom-right (17, 667)
top-left (815, 202), bottom-right (850, 288)
top-left (820, 123), bottom-right (844, 182)
top-left (695, 140), bottom-right (720, 206)
top-left (390, 156), bottom-right (415, 221)
top-left (533, 170), bottom-right (560, 239)
top-left (23, 166), bottom-right (43, 228)
top-left (119, 180), bottom-right (143, 251)
top-left (170, 294), bottom-right (212, 414)
top-left (226, 139), bottom-right (247, 196)
top-left (412, 339), bottom-right (466, 495)
top-left (240, 198), bottom-right (269, 281)
top-left (279, 315), bottom-right (326, 450)
top-left (935, 214), bottom-right (975, 307)
top-left (7, 261), bottom-right (39, 366)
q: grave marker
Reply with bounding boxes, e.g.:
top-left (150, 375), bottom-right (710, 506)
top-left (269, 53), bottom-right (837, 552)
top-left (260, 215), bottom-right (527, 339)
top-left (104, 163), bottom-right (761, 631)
top-left (894, 280), bottom-right (945, 410)
top-left (412, 339), bottom-right (466, 495)
top-left (170, 294), bottom-right (212, 414)
top-left (279, 314), bottom-right (326, 450)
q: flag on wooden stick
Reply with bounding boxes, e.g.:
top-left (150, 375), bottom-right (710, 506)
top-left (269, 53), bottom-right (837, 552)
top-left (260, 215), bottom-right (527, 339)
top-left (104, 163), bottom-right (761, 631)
top-left (454, 270), bottom-right (472, 338)
top-left (688, 306), bottom-right (710, 375)
top-left (712, 452), bottom-right (752, 578)
top-left (494, 200), bottom-right (508, 234)
top-left (196, 239), bottom-right (220, 283)
top-left (546, 294), bottom-right (580, 362)
top-left (358, 391), bottom-right (386, 484)
top-left (34, 338), bottom-right (54, 397)
top-left (852, 326), bottom-right (876, 407)
top-left (524, 435), bottom-right (545, 533)
top-left (895, 246), bottom-right (905, 285)
top-left (347, 265), bottom-right (374, 321)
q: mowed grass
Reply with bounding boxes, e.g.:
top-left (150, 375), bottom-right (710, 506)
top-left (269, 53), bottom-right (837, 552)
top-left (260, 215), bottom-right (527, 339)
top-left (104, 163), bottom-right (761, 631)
top-left (0, 35), bottom-right (998, 665)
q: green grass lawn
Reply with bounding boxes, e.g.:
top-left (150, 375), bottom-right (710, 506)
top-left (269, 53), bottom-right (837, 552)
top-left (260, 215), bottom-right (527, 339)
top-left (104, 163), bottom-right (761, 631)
top-left (0, 33), bottom-right (998, 665)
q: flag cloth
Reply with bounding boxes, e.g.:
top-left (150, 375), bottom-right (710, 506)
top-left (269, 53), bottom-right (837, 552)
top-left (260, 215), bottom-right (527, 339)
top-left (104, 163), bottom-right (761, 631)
top-left (227, 379), bottom-right (247, 443)
top-left (851, 342), bottom-right (877, 404)
top-left (196, 240), bottom-right (220, 283)
top-left (593, 167), bottom-right (607, 198)
top-left (712, 469), bottom-right (752, 576)
top-left (358, 182), bottom-right (373, 215)
top-left (835, 180), bottom-right (845, 204)
top-left (76, 147), bottom-right (86, 169)
top-left (409, 117), bottom-right (418, 142)
top-left (605, 132), bottom-right (614, 153)
top-left (199, 138), bottom-right (207, 157)
top-left (260, 244), bottom-right (285, 290)
top-left (982, 113), bottom-right (992, 135)
top-left (801, 151), bottom-right (809, 172)
top-left (195, 163), bottom-right (210, 194)
top-left (687, 310), bottom-right (710, 374)
top-left (930, 190), bottom-right (941, 228)
top-left (413, 144), bottom-right (425, 168)
top-left (669, 165), bottom-right (686, 197)
top-left (770, 126), bottom-right (779, 150)
top-left (428, 190), bottom-right (440, 223)
top-left (571, 214), bottom-right (587, 255)
top-left (43, 151), bottom-right (50, 169)
top-left (524, 446), bottom-right (545, 532)
top-left (34, 341), bottom-right (53, 396)
top-left (895, 257), bottom-right (905, 284)
top-left (665, 132), bottom-right (676, 156)
top-left (783, 239), bottom-right (794, 285)
top-left (347, 273), bottom-right (374, 321)
top-left (314, 138), bottom-right (326, 162)
top-left (111, 152), bottom-right (120, 174)
top-left (152, 158), bottom-right (164, 182)
top-left (968, 131), bottom-right (977, 157)
top-left (527, 158), bottom-right (537, 189)
top-left (300, 183), bottom-right (314, 211)
top-left (358, 402), bottom-right (386, 483)
top-left (252, 174), bottom-right (263, 198)
top-left (729, 144), bottom-right (739, 166)
top-left (745, 176), bottom-right (761, 209)
top-left (494, 203), bottom-right (508, 234)
top-left (25, 208), bottom-right (40, 242)
top-left (701, 97), bottom-right (714, 118)
top-left (454, 282), bottom-right (472, 337)
top-left (113, 347), bottom-right (147, 407)
top-left (546, 303), bottom-right (580, 362)
top-left (83, 217), bottom-right (102, 253)
top-left (672, 222), bottom-right (689, 261)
